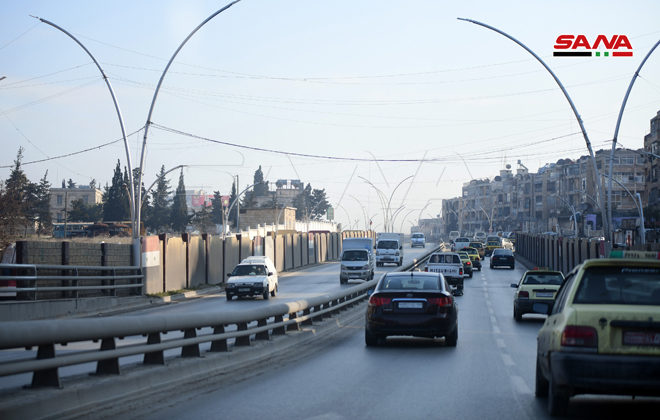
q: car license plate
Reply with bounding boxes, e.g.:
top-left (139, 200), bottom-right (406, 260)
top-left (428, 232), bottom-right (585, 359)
top-left (399, 302), bottom-right (423, 309)
top-left (238, 288), bottom-right (250, 292)
top-left (536, 292), bottom-right (553, 298)
top-left (349, 275), bottom-right (360, 278)
top-left (623, 331), bottom-right (660, 346)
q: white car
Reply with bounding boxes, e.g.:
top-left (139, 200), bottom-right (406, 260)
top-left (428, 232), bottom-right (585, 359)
top-left (411, 232), bottom-right (426, 248)
top-left (225, 256), bottom-right (278, 300)
top-left (451, 237), bottom-right (471, 251)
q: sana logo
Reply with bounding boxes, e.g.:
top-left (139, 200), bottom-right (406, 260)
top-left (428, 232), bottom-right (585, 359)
top-left (553, 35), bottom-right (632, 57)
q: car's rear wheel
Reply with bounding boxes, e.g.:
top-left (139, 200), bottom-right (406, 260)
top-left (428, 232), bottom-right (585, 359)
top-left (535, 355), bottom-right (549, 397)
top-left (445, 325), bottom-right (458, 347)
top-left (271, 283), bottom-right (277, 297)
top-left (468, 271), bottom-right (473, 278)
top-left (515, 307), bottom-right (522, 322)
top-left (548, 375), bottom-right (570, 417)
top-left (365, 329), bottom-right (378, 347)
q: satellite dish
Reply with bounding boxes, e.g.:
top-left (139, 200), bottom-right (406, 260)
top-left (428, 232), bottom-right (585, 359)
top-left (579, 203), bottom-right (588, 211)
top-left (506, 164), bottom-right (511, 169)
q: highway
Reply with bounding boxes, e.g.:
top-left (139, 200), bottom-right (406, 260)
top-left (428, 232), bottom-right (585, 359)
top-left (94, 250), bottom-right (658, 420)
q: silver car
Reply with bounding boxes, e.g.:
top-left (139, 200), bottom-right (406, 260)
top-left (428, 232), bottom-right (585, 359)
top-left (411, 232), bottom-right (426, 248)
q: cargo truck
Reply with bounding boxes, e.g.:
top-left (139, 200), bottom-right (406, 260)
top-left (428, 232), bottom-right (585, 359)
top-left (375, 232), bottom-right (404, 267)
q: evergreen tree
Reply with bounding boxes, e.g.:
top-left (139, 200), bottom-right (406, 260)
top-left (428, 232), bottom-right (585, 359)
top-left (89, 178), bottom-right (97, 189)
top-left (228, 181), bottom-right (238, 228)
top-left (309, 188), bottom-right (330, 220)
top-left (192, 205), bottom-right (214, 233)
top-left (103, 160), bottom-right (130, 222)
top-left (0, 148), bottom-right (34, 243)
top-left (148, 165), bottom-right (172, 232)
top-left (34, 171), bottom-right (53, 236)
top-left (170, 169), bottom-right (189, 233)
top-left (67, 179), bottom-right (77, 189)
top-left (210, 190), bottom-right (225, 225)
top-left (253, 166), bottom-right (268, 197)
top-left (292, 183), bottom-right (313, 220)
top-left (68, 199), bottom-right (90, 222)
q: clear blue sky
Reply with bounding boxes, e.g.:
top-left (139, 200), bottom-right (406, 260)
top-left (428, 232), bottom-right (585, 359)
top-left (2, 0), bottom-right (659, 230)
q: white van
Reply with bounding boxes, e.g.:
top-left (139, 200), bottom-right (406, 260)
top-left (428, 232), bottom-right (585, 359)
top-left (225, 256), bottom-right (278, 301)
top-left (340, 249), bottom-right (374, 284)
top-left (449, 231), bottom-right (460, 242)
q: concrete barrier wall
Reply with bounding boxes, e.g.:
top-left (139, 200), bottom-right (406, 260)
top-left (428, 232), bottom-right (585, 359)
top-left (142, 236), bottom-right (163, 294)
top-left (224, 237), bottom-right (240, 284)
top-left (240, 235), bottom-right (252, 263)
top-left (165, 237), bottom-right (186, 291)
top-left (518, 233), bottom-right (611, 275)
top-left (189, 237), bottom-right (206, 287)
top-left (208, 236), bottom-right (223, 285)
top-left (308, 233), bottom-right (316, 264)
top-left (265, 236), bottom-right (275, 264)
top-left (275, 236), bottom-right (285, 272)
top-left (284, 235), bottom-right (293, 270)
top-left (301, 234), bottom-right (309, 266)
top-left (292, 234), bottom-right (301, 268)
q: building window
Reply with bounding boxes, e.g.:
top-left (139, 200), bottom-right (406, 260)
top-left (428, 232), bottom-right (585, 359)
top-left (83, 195), bottom-right (89, 204)
top-left (57, 195), bottom-right (63, 205)
top-left (57, 213), bottom-right (63, 222)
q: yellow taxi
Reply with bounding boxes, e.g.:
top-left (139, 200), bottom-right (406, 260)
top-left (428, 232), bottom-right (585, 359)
top-left (485, 240), bottom-right (502, 257)
top-left (461, 246), bottom-right (482, 271)
top-left (535, 251), bottom-right (660, 416)
top-left (456, 250), bottom-right (473, 278)
top-left (510, 269), bottom-right (564, 322)
top-left (469, 241), bottom-right (485, 259)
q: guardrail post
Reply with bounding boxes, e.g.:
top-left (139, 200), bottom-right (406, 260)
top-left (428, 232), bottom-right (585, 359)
top-left (31, 344), bottom-right (61, 388)
top-left (338, 297), bottom-right (348, 312)
top-left (312, 305), bottom-right (323, 322)
top-left (111, 268), bottom-right (117, 297)
top-left (322, 303), bottom-right (332, 319)
top-left (331, 299), bottom-right (341, 315)
top-left (255, 318), bottom-right (270, 340)
top-left (210, 325), bottom-right (229, 352)
top-left (301, 308), bottom-right (313, 326)
top-left (96, 338), bottom-right (121, 375)
top-left (272, 315), bottom-right (286, 335)
top-left (143, 333), bottom-right (165, 364)
top-left (287, 312), bottom-right (300, 331)
top-left (181, 329), bottom-right (201, 357)
top-left (235, 322), bottom-right (251, 346)
top-left (73, 267), bottom-right (79, 299)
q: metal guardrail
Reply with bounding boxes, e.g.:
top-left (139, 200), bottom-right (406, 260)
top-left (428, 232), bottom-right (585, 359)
top-left (0, 244), bottom-right (444, 389)
top-left (0, 264), bottom-right (143, 299)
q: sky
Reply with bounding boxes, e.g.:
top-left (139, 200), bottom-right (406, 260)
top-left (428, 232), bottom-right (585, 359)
top-left (2, 0), bottom-right (660, 232)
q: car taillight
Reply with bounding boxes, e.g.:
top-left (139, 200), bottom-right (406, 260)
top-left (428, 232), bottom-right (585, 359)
top-left (459, 268), bottom-right (463, 275)
top-left (518, 291), bottom-right (529, 298)
top-left (466, 261), bottom-right (471, 266)
top-left (424, 267), bottom-right (428, 272)
top-left (368, 296), bottom-right (391, 307)
top-left (561, 326), bottom-right (598, 347)
top-left (428, 297), bottom-right (453, 307)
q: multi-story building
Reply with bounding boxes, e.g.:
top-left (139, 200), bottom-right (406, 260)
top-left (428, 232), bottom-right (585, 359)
top-left (645, 110), bottom-right (660, 208)
top-left (49, 186), bottom-right (103, 223)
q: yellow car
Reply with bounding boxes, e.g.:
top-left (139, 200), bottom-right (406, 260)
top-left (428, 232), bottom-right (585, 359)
top-left (461, 246), bottom-right (482, 271)
top-left (469, 241), bottom-right (485, 259)
top-left (510, 270), bottom-right (564, 321)
top-left (535, 251), bottom-right (660, 416)
top-left (485, 240), bottom-right (502, 257)
top-left (457, 251), bottom-right (473, 278)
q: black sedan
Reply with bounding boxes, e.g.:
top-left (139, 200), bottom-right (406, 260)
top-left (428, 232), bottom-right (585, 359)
top-left (365, 272), bottom-right (459, 347)
top-left (490, 248), bottom-right (515, 269)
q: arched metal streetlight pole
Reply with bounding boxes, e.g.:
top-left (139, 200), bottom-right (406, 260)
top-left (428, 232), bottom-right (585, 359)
top-left (459, 17), bottom-right (609, 247)
top-left (32, 16), bottom-right (138, 260)
top-left (349, 195), bottom-right (368, 231)
top-left (225, 181), bottom-right (266, 236)
top-left (600, 173), bottom-right (645, 244)
top-left (607, 38), bottom-right (660, 245)
top-left (551, 194), bottom-right (578, 237)
top-left (136, 0), bottom-right (242, 253)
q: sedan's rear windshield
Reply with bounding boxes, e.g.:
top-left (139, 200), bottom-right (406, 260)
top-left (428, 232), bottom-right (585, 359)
top-left (573, 266), bottom-right (660, 305)
top-left (412, 233), bottom-right (424, 238)
top-left (342, 251), bottom-right (368, 261)
top-left (487, 241), bottom-right (501, 246)
top-left (381, 276), bottom-right (440, 290)
top-left (492, 249), bottom-right (512, 256)
top-left (523, 273), bottom-right (563, 285)
top-left (428, 254), bottom-right (461, 264)
top-left (455, 237), bottom-right (469, 242)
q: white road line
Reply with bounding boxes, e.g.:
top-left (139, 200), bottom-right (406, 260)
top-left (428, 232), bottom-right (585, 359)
top-left (511, 375), bottom-right (532, 394)
top-left (488, 307), bottom-right (494, 314)
top-left (486, 301), bottom-right (492, 307)
top-left (484, 293), bottom-right (489, 298)
top-left (501, 353), bottom-right (515, 366)
top-left (492, 325), bottom-right (501, 334)
top-left (490, 316), bottom-right (498, 324)
top-left (496, 338), bottom-right (506, 348)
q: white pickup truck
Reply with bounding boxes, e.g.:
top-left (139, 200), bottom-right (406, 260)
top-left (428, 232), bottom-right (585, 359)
top-left (424, 252), bottom-right (464, 295)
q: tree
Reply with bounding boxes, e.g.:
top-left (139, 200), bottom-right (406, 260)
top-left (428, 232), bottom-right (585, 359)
top-left (67, 179), bottom-right (77, 189)
top-left (148, 165), bottom-right (172, 233)
top-left (191, 205), bottom-right (214, 233)
top-left (309, 188), bottom-right (330, 220)
top-left (0, 148), bottom-right (36, 247)
top-left (210, 190), bottom-right (225, 225)
top-left (228, 181), bottom-right (238, 228)
top-left (103, 160), bottom-right (130, 222)
top-left (34, 171), bottom-right (53, 236)
top-left (253, 166), bottom-right (269, 197)
top-left (89, 178), bottom-right (97, 189)
top-left (170, 169), bottom-right (189, 233)
top-left (292, 183), bottom-right (313, 220)
top-left (68, 199), bottom-right (90, 222)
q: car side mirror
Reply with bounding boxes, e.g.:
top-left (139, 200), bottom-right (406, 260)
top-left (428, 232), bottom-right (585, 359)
top-left (399, 246), bottom-right (403, 250)
top-left (510, 283), bottom-right (518, 288)
top-left (268, 272), bottom-right (273, 276)
top-left (367, 289), bottom-right (374, 296)
top-left (226, 273), bottom-right (232, 278)
top-left (532, 302), bottom-right (553, 315)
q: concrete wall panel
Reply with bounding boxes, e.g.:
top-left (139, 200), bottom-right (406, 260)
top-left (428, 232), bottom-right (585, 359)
top-left (301, 235), bottom-right (309, 266)
top-left (284, 235), bottom-right (293, 270)
top-left (208, 236), bottom-right (224, 285)
top-left (165, 238), bottom-right (186, 291)
top-left (265, 236), bottom-right (275, 264)
top-left (189, 237), bottom-right (206, 287)
top-left (240, 236), bottom-right (252, 261)
top-left (292, 234), bottom-right (301, 268)
top-left (275, 236), bottom-right (285, 272)
top-left (224, 237), bottom-right (241, 283)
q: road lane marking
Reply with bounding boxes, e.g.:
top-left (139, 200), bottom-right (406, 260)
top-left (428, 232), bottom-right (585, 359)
top-left (501, 353), bottom-right (515, 366)
top-left (484, 293), bottom-right (489, 298)
top-left (490, 316), bottom-right (498, 324)
top-left (511, 375), bottom-right (532, 394)
top-left (488, 307), bottom-right (494, 314)
top-left (496, 338), bottom-right (506, 348)
top-left (492, 325), bottom-right (501, 334)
